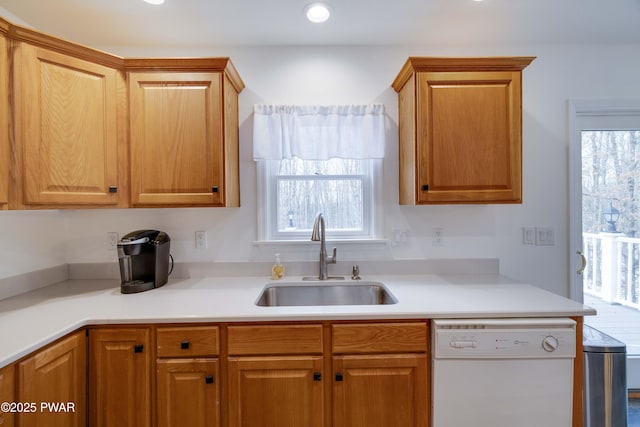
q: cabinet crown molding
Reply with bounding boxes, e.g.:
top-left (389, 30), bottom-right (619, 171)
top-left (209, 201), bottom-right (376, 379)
top-left (0, 14), bottom-right (245, 92)
top-left (124, 57), bottom-right (245, 92)
top-left (392, 56), bottom-right (536, 92)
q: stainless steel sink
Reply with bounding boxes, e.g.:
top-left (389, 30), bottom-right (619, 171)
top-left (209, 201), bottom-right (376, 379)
top-left (255, 281), bottom-right (398, 307)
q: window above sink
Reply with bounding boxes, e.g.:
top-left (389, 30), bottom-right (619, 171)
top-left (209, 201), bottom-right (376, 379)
top-left (258, 158), bottom-right (382, 241)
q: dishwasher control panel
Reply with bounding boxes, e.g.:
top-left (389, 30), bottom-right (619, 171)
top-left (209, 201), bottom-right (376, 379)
top-left (432, 318), bottom-right (576, 359)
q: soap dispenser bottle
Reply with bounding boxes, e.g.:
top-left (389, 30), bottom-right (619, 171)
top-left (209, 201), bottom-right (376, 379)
top-left (271, 253), bottom-right (285, 280)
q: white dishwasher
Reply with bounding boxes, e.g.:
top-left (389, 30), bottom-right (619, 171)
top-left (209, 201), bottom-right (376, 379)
top-left (432, 318), bottom-right (576, 427)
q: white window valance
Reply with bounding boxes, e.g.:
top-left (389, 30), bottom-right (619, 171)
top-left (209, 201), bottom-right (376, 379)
top-left (253, 104), bottom-right (385, 160)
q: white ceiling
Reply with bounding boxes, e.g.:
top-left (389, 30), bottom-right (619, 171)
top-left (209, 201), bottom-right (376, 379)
top-left (1, 0), bottom-right (640, 47)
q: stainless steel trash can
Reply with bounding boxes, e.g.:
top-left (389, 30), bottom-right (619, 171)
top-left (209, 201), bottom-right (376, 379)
top-left (584, 324), bottom-right (628, 427)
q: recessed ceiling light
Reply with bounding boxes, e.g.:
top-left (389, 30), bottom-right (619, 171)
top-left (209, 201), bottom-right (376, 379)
top-left (304, 3), bottom-right (331, 23)
top-left (143, 0), bottom-right (165, 5)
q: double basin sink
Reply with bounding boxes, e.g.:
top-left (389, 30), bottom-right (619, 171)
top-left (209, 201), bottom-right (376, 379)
top-left (255, 280), bottom-right (397, 307)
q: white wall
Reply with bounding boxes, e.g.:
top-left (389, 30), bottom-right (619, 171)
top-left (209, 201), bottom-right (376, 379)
top-left (3, 41), bottom-right (640, 296)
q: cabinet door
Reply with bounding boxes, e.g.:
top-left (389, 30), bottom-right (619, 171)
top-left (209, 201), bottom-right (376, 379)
top-left (157, 359), bottom-right (219, 427)
top-left (228, 356), bottom-right (324, 427)
top-left (333, 354), bottom-right (428, 427)
top-left (89, 328), bottom-right (151, 427)
top-left (0, 31), bottom-right (8, 209)
top-left (416, 71), bottom-right (522, 203)
top-left (0, 364), bottom-right (15, 427)
top-left (17, 331), bottom-right (86, 427)
top-left (128, 72), bottom-right (225, 207)
top-left (13, 43), bottom-right (121, 206)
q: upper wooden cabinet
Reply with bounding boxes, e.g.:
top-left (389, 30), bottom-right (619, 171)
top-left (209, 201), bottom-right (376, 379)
top-left (392, 57), bottom-right (535, 204)
top-left (1, 15), bottom-right (243, 210)
top-left (126, 58), bottom-right (244, 207)
top-left (11, 37), bottom-right (127, 208)
top-left (0, 22), bottom-right (9, 210)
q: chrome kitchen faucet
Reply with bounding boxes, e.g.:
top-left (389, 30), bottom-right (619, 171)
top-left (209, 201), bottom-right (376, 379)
top-left (311, 213), bottom-right (337, 280)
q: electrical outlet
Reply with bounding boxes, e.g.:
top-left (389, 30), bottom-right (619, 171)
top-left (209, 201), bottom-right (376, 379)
top-left (195, 231), bottom-right (208, 249)
top-left (432, 227), bottom-right (444, 246)
top-left (107, 232), bottom-right (119, 250)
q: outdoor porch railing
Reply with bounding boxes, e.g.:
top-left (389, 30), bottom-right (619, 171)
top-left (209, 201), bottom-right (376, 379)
top-left (583, 232), bottom-right (640, 309)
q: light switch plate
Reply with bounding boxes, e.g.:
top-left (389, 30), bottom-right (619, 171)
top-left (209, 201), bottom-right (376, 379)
top-left (535, 227), bottom-right (555, 246)
top-left (522, 227), bottom-right (535, 245)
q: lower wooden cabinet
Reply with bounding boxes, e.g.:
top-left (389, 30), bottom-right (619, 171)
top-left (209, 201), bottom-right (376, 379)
top-left (16, 331), bottom-right (86, 427)
top-left (227, 356), bottom-right (325, 427)
top-left (156, 325), bottom-right (220, 427)
top-left (333, 354), bottom-right (428, 427)
top-left (89, 328), bottom-right (151, 427)
top-left (157, 359), bottom-right (219, 427)
top-left (0, 364), bottom-right (15, 427)
top-left (7, 321), bottom-right (428, 427)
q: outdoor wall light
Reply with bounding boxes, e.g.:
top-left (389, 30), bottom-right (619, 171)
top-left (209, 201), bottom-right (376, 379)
top-left (304, 2), bottom-right (332, 23)
top-left (603, 203), bottom-right (621, 232)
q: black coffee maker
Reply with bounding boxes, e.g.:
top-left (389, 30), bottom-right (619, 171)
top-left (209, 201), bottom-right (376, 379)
top-left (117, 230), bottom-right (172, 294)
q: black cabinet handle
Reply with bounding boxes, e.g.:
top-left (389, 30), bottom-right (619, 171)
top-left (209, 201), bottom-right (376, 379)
top-left (109, 186), bottom-right (118, 193)
top-left (205, 375), bottom-right (215, 384)
top-left (335, 373), bottom-right (343, 382)
top-left (134, 344), bottom-right (144, 353)
top-left (313, 372), bottom-right (322, 382)
top-left (180, 341), bottom-right (190, 350)
top-left (421, 184), bottom-right (429, 191)
top-left (211, 186), bottom-right (219, 193)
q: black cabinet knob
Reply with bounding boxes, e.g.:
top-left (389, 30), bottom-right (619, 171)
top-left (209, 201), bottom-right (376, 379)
top-left (421, 184), bottom-right (429, 191)
top-left (313, 372), bottom-right (322, 382)
top-left (211, 186), bottom-right (219, 193)
top-left (109, 186), bottom-right (118, 193)
top-left (335, 373), bottom-right (343, 382)
top-left (134, 344), bottom-right (144, 353)
top-left (205, 375), bottom-right (215, 384)
top-left (180, 341), bottom-right (190, 350)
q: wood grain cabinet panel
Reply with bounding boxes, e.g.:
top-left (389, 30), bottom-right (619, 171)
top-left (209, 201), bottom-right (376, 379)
top-left (0, 27), bottom-right (8, 210)
top-left (0, 364), bottom-right (15, 427)
top-left (228, 356), bottom-right (324, 427)
top-left (89, 328), bottom-right (151, 427)
top-left (127, 59), bottom-right (244, 207)
top-left (12, 42), bottom-right (124, 207)
top-left (332, 354), bottom-right (428, 427)
top-left (157, 358), bottom-right (219, 427)
top-left (332, 322), bottom-right (428, 354)
top-left (228, 324), bottom-right (324, 355)
top-left (157, 326), bottom-right (219, 358)
top-left (392, 57), bottom-right (534, 204)
top-left (16, 331), bottom-right (86, 427)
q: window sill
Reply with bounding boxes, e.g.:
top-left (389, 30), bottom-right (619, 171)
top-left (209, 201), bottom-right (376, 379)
top-left (253, 239), bottom-right (389, 247)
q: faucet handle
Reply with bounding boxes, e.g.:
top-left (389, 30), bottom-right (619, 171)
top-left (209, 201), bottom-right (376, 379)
top-left (352, 265), bottom-right (361, 280)
top-left (329, 247), bottom-right (337, 264)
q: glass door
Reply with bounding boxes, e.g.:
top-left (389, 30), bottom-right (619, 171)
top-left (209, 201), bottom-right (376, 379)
top-left (570, 99), bottom-right (640, 387)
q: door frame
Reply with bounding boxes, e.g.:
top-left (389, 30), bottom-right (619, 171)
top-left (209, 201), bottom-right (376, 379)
top-left (568, 98), bottom-right (640, 302)
top-left (569, 98), bottom-right (640, 388)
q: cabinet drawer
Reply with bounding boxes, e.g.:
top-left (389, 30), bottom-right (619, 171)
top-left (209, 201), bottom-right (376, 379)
top-left (157, 326), bottom-right (219, 358)
top-left (228, 324), bottom-right (323, 355)
top-left (332, 323), bottom-right (428, 354)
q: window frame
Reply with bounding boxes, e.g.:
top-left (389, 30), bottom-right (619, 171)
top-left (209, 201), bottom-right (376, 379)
top-left (257, 158), bottom-right (382, 242)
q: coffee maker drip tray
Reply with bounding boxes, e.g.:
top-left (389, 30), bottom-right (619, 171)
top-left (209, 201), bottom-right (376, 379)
top-left (121, 280), bottom-right (155, 294)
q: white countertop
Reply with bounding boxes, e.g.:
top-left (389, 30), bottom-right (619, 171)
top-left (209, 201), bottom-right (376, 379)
top-left (0, 274), bottom-right (596, 368)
